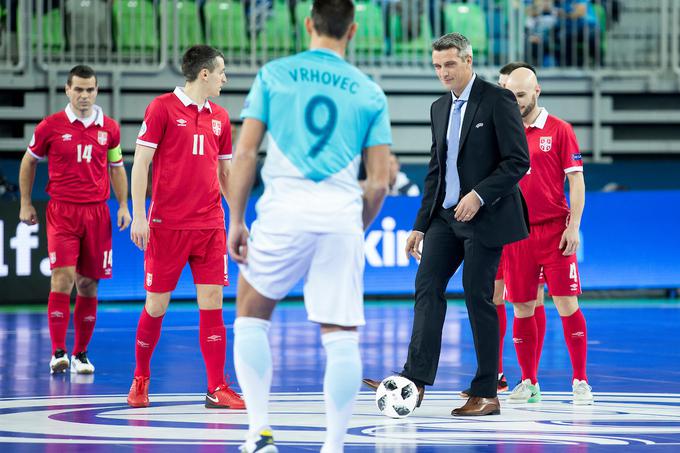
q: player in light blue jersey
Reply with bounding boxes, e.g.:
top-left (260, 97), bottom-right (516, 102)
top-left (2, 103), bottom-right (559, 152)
top-left (227, 1), bottom-right (392, 451)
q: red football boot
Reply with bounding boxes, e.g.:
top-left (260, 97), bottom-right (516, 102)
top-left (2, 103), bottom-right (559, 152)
top-left (205, 383), bottom-right (246, 409)
top-left (127, 376), bottom-right (150, 408)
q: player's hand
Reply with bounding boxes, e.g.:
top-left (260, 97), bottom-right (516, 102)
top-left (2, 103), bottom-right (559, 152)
top-left (405, 230), bottom-right (424, 262)
top-left (559, 225), bottom-right (580, 256)
top-left (117, 206), bottom-right (132, 231)
top-left (130, 217), bottom-right (149, 251)
top-left (454, 191), bottom-right (481, 222)
top-left (19, 203), bottom-right (38, 225)
top-left (228, 221), bottom-right (250, 264)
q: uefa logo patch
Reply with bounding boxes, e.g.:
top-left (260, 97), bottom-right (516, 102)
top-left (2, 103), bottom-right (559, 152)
top-left (539, 136), bottom-right (552, 152)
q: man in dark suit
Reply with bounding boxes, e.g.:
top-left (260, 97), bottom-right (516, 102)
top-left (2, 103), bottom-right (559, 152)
top-left (364, 33), bottom-right (530, 416)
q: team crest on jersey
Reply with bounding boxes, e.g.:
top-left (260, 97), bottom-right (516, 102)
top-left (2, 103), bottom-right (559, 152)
top-left (539, 136), bottom-right (552, 152)
top-left (212, 119), bottom-right (222, 136)
top-left (97, 131), bottom-right (108, 146)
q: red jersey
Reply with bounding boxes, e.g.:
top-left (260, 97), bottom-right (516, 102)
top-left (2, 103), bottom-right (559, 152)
top-left (136, 87), bottom-right (232, 230)
top-left (27, 105), bottom-right (123, 204)
top-left (521, 109), bottom-right (583, 225)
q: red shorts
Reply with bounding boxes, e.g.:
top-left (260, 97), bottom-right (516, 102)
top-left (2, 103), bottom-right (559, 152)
top-left (504, 218), bottom-right (581, 303)
top-left (496, 248), bottom-right (545, 284)
top-left (144, 228), bottom-right (228, 293)
top-left (46, 200), bottom-right (112, 280)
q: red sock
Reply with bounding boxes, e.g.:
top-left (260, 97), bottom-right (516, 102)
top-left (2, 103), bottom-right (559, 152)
top-left (534, 304), bottom-right (547, 371)
top-left (199, 308), bottom-right (227, 393)
top-left (134, 307), bottom-right (164, 378)
top-left (73, 295), bottom-right (98, 354)
top-left (496, 304), bottom-right (507, 374)
top-left (561, 308), bottom-right (588, 381)
top-left (48, 292), bottom-right (71, 354)
top-left (513, 315), bottom-right (538, 384)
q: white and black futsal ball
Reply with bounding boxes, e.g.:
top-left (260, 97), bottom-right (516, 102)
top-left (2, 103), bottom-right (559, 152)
top-left (375, 375), bottom-right (419, 419)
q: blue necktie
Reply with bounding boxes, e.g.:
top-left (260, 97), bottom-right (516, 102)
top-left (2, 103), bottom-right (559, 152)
top-left (443, 99), bottom-right (465, 209)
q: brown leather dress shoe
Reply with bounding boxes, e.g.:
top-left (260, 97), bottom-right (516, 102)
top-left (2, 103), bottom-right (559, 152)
top-left (362, 378), bottom-right (425, 408)
top-left (451, 396), bottom-right (500, 416)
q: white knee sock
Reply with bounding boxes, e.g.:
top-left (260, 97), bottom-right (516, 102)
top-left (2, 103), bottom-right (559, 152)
top-left (321, 330), bottom-right (362, 453)
top-left (233, 316), bottom-right (272, 437)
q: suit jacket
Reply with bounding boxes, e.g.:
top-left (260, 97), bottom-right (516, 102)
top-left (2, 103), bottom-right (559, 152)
top-left (413, 76), bottom-right (531, 247)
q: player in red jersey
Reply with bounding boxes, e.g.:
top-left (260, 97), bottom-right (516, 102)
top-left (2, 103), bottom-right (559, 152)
top-left (18, 65), bottom-right (131, 376)
top-left (503, 67), bottom-right (593, 405)
top-left (127, 45), bottom-right (244, 410)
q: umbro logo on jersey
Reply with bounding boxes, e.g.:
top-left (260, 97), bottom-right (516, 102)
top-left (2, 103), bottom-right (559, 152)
top-left (176, 119), bottom-right (188, 127)
top-left (61, 134), bottom-right (72, 141)
top-left (50, 311), bottom-right (64, 319)
top-left (137, 340), bottom-right (150, 348)
top-left (207, 335), bottom-right (222, 343)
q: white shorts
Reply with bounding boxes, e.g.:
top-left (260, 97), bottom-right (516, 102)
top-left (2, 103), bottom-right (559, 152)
top-left (238, 221), bottom-right (366, 327)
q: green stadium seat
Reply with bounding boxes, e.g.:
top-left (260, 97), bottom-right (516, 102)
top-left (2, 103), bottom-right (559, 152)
top-left (260, 0), bottom-right (293, 55)
top-left (113, 0), bottom-right (158, 54)
top-left (164, 0), bottom-right (202, 53)
top-left (33, 8), bottom-right (65, 54)
top-left (204, 0), bottom-right (247, 53)
top-left (389, 11), bottom-right (432, 56)
top-left (294, 1), bottom-right (312, 51)
top-left (353, 0), bottom-right (384, 56)
top-left (296, 0), bottom-right (386, 57)
top-left (592, 3), bottom-right (607, 56)
top-left (443, 3), bottom-right (487, 56)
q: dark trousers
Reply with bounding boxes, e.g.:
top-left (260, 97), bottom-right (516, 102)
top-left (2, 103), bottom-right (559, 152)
top-left (402, 208), bottom-right (502, 397)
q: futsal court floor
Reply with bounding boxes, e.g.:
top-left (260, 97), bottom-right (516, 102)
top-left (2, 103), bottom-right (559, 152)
top-left (1, 299), bottom-right (679, 452)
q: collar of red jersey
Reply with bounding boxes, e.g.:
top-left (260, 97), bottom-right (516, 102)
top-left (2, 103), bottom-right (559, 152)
top-left (173, 87), bottom-right (212, 112)
top-left (529, 108), bottom-right (549, 129)
top-left (65, 104), bottom-right (104, 127)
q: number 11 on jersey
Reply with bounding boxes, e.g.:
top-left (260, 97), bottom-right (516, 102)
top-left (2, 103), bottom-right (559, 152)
top-left (192, 134), bottom-right (205, 156)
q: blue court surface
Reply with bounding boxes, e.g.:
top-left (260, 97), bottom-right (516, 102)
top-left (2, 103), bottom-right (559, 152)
top-left (1, 299), bottom-right (680, 452)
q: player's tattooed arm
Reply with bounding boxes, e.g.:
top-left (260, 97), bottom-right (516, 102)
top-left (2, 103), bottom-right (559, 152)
top-left (362, 145), bottom-right (390, 231)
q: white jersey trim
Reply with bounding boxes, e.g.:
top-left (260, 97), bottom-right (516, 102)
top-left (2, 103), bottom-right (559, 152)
top-left (218, 154), bottom-right (232, 160)
top-left (26, 148), bottom-right (45, 160)
top-left (108, 161), bottom-right (124, 167)
top-left (564, 166), bottom-right (583, 174)
top-left (136, 139), bottom-right (158, 149)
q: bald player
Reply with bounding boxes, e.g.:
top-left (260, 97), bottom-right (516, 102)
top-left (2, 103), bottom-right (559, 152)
top-left (502, 68), bottom-right (593, 405)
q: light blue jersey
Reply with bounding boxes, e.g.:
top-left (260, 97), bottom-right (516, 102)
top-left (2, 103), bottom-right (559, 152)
top-left (241, 48), bottom-right (392, 234)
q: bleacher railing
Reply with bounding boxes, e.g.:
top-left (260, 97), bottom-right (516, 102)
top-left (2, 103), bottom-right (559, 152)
top-left (0, 0), bottom-right (672, 76)
top-left (673, 0), bottom-right (680, 80)
top-left (0, 0), bottom-right (24, 71)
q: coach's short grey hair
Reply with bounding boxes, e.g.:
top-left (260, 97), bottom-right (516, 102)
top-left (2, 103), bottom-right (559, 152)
top-left (432, 33), bottom-right (473, 59)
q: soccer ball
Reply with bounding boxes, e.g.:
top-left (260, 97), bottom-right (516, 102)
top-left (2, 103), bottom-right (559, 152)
top-left (375, 375), bottom-right (419, 418)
